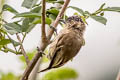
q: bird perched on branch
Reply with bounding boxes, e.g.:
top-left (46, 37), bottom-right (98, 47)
top-left (40, 15), bottom-right (86, 72)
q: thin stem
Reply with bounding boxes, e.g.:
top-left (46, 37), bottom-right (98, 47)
top-left (16, 33), bottom-right (29, 65)
top-left (2, 46), bottom-right (21, 54)
top-left (18, 33), bottom-right (27, 52)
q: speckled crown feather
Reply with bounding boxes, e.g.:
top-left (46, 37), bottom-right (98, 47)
top-left (66, 15), bottom-right (84, 23)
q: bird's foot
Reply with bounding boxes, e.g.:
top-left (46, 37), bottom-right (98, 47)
top-left (37, 47), bottom-right (45, 56)
top-left (50, 26), bottom-right (57, 35)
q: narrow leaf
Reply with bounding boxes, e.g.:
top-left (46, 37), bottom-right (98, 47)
top-left (99, 3), bottom-right (106, 10)
top-left (22, 0), bottom-right (39, 9)
top-left (3, 23), bottom-right (22, 35)
top-left (90, 15), bottom-right (107, 25)
top-left (0, 39), bottom-right (11, 45)
top-left (32, 17), bottom-right (52, 25)
top-left (31, 6), bottom-right (41, 13)
top-left (69, 6), bottom-right (85, 16)
top-left (47, 8), bottom-right (59, 16)
top-left (21, 18), bottom-right (32, 32)
top-left (2, 4), bottom-right (18, 14)
top-left (13, 12), bottom-right (41, 18)
top-left (21, 6), bottom-right (42, 32)
top-left (103, 7), bottom-right (120, 12)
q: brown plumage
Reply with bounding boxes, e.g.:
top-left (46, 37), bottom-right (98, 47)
top-left (40, 15), bottom-right (86, 72)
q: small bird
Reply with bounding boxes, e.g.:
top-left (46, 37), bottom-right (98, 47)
top-left (40, 15), bottom-right (86, 72)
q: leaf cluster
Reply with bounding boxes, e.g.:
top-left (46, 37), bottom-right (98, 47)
top-left (42, 67), bottom-right (78, 80)
top-left (69, 3), bottom-right (120, 25)
top-left (0, 0), bottom-right (64, 54)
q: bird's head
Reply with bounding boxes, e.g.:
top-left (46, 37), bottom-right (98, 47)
top-left (65, 16), bottom-right (86, 31)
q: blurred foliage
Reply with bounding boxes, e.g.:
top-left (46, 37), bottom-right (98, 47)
top-left (42, 67), bottom-right (78, 80)
top-left (0, 49), bottom-right (78, 80)
top-left (0, 72), bottom-right (20, 80)
top-left (19, 49), bottom-right (49, 69)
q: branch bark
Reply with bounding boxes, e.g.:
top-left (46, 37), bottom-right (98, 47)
top-left (20, 0), bottom-right (70, 80)
top-left (47, 0), bottom-right (70, 40)
top-left (41, 0), bottom-right (47, 43)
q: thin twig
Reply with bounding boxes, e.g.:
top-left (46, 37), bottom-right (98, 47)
top-left (20, 0), bottom-right (70, 80)
top-left (16, 33), bottom-right (29, 65)
top-left (18, 33), bottom-right (27, 52)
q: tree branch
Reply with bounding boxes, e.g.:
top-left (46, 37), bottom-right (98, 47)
top-left (20, 0), bottom-right (70, 80)
top-left (16, 33), bottom-right (29, 65)
top-left (47, 0), bottom-right (70, 40)
top-left (41, 0), bottom-right (47, 43)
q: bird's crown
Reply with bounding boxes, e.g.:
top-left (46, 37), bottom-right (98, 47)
top-left (66, 15), bottom-right (84, 23)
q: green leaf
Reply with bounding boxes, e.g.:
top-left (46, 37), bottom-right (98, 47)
top-left (21, 18), bottom-right (32, 32)
top-left (0, 39), bottom-right (11, 45)
top-left (3, 23), bottom-right (22, 35)
top-left (47, 8), bottom-right (59, 16)
top-left (49, 14), bottom-right (57, 20)
top-left (99, 3), bottom-right (106, 10)
top-left (2, 4), bottom-right (18, 14)
top-left (90, 15), bottom-right (107, 25)
top-left (21, 6), bottom-right (42, 32)
top-left (103, 7), bottom-right (120, 12)
top-left (46, 17), bottom-right (52, 25)
top-left (32, 17), bottom-right (52, 25)
top-left (22, 0), bottom-right (39, 9)
top-left (31, 6), bottom-right (42, 13)
top-left (13, 12), bottom-right (41, 18)
top-left (47, 0), bottom-right (64, 4)
top-left (0, 72), bottom-right (20, 80)
top-left (42, 68), bottom-right (78, 80)
top-left (69, 6), bottom-right (85, 16)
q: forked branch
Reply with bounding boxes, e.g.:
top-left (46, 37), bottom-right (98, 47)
top-left (20, 0), bottom-right (70, 80)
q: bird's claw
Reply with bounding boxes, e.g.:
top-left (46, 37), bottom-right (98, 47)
top-left (37, 47), bottom-right (45, 56)
top-left (50, 26), bottom-right (57, 35)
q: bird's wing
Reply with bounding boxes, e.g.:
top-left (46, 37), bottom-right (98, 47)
top-left (40, 31), bottom-right (83, 72)
top-left (49, 32), bottom-right (82, 68)
top-left (48, 32), bottom-right (66, 59)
